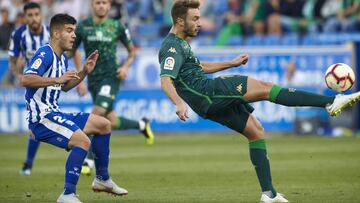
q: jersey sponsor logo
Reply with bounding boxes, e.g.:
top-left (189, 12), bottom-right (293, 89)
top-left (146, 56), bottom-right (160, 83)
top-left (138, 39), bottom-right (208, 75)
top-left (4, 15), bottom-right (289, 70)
top-left (168, 47), bottom-right (176, 53)
top-left (288, 88), bottom-right (296, 92)
top-left (39, 52), bottom-right (46, 57)
top-left (164, 57), bottom-right (175, 70)
top-left (99, 85), bottom-right (111, 97)
top-left (236, 84), bottom-right (243, 94)
top-left (101, 101), bottom-right (109, 108)
top-left (31, 58), bottom-right (42, 69)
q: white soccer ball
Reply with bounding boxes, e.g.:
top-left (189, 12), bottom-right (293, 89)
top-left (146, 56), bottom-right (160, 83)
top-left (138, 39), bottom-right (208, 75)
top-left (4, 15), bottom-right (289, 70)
top-left (325, 63), bottom-right (355, 92)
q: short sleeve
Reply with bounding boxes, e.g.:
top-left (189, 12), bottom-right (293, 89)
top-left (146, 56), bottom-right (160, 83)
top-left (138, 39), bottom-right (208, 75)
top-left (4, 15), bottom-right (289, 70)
top-left (24, 47), bottom-right (53, 76)
top-left (8, 29), bottom-right (21, 57)
top-left (159, 44), bottom-right (185, 79)
top-left (118, 22), bottom-right (133, 47)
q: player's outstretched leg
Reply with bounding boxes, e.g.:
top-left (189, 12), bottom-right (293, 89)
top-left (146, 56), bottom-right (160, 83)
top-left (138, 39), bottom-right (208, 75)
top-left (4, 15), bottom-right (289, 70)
top-left (325, 92), bottom-right (360, 116)
top-left (113, 116), bottom-right (155, 145)
top-left (20, 136), bottom-right (40, 176)
top-left (245, 78), bottom-right (360, 116)
top-left (243, 115), bottom-right (289, 203)
top-left (91, 133), bottom-right (128, 196)
top-left (139, 117), bottom-right (155, 145)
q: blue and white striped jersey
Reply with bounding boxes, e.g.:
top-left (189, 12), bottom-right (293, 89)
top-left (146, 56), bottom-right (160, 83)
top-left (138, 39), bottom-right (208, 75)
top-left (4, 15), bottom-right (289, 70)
top-left (8, 24), bottom-right (50, 65)
top-left (24, 44), bottom-right (68, 124)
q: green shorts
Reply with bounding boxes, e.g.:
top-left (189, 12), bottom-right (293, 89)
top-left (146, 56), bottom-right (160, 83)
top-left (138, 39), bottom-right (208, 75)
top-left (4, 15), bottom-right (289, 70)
top-left (88, 77), bottom-right (120, 113)
top-left (205, 75), bottom-right (253, 133)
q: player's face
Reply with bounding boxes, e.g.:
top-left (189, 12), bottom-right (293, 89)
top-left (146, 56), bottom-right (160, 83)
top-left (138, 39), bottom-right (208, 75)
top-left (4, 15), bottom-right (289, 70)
top-left (92, 0), bottom-right (110, 18)
top-left (183, 8), bottom-right (201, 37)
top-left (24, 8), bottom-right (42, 32)
top-left (59, 24), bottom-right (76, 51)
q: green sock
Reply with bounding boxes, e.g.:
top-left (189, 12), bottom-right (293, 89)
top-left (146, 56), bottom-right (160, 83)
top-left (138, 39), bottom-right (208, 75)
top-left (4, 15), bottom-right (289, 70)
top-left (249, 139), bottom-right (277, 197)
top-left (114, 117), bottom-right (140, 130)
top-left (269, 85), bottom-right (335, 107)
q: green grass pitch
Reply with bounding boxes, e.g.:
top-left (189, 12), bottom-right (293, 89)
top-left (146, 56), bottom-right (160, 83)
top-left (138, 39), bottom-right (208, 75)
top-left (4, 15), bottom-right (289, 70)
top-left (0, 133), bottom-right (360, 203)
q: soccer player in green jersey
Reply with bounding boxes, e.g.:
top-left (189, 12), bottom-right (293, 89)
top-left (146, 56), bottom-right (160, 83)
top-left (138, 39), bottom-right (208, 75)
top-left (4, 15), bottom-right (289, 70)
top-left (73, 0), bottom-right (155, 175)
top-left (159, 1), bottom-right (360, 202)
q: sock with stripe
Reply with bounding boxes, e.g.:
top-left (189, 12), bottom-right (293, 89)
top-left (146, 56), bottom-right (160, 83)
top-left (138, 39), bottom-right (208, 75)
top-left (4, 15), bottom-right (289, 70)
top-left (249, 139), bottom-right (277, 198)
top-left (114, 117), bottom-right (140, 130)
top-left (269, 85), bottom-right (334, 107)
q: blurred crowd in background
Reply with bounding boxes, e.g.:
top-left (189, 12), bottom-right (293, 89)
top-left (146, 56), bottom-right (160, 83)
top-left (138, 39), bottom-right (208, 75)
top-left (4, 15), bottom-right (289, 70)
top-left (0, 0), bottom-right (359, 49)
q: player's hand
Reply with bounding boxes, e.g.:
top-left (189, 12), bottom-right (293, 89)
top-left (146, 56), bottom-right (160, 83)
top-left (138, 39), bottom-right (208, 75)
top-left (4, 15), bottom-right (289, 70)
top-left (116, 65), bottom-right (129, 80)
top-left (176, 102), bottom-right (189, 121)
top-left (56, 70), bottom-right (80, 84)
top-left (84, 50), bottom-right (99, 74)
top-left (232, 54), bottom-right (249, 67)
top-left (76, 81), bottom-right (87, 96)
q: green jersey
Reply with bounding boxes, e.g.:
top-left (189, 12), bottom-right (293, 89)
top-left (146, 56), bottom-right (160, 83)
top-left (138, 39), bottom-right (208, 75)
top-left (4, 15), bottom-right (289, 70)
top-left (159, 33), bottom-right (214, 116)
top-left (74, 18), bottom-right (132, 85)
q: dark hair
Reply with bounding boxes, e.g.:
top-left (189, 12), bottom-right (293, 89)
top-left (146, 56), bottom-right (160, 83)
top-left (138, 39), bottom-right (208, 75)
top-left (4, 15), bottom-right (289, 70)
top-left (23, 2), bottom-right (41, 13)
top-left (50, 13), bottom-right (77, 36)
top-left (171, 0), bottom-right (200, 25)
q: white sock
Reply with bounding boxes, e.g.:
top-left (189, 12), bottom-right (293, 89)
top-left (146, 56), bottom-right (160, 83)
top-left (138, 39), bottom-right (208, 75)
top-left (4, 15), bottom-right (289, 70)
top-left (139, 120), bottom-right (146, 131)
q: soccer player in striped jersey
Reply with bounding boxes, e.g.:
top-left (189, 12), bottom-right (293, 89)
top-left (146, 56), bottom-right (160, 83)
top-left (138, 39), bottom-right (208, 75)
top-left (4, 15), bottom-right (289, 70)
top-left (8, 2), bottom-right (50, 176)
top-left (21, 14), bottom-right (128, 203)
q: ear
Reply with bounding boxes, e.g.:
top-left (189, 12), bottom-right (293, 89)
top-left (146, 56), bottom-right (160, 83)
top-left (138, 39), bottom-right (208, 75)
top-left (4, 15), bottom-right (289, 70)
top-left (177, 17), bottom-right (185, 27)
top-left (53, 29), bottom-right (61, 39)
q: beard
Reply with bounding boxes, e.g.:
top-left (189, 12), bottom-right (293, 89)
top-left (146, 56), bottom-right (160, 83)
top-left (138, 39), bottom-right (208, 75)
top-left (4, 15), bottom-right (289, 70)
top-left (183, 26), bottom-right (198, 37)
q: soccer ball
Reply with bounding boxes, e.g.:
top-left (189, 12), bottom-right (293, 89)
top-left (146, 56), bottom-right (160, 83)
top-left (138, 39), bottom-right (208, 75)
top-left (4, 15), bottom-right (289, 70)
top-left (325, 63), bottom-right (355, 92)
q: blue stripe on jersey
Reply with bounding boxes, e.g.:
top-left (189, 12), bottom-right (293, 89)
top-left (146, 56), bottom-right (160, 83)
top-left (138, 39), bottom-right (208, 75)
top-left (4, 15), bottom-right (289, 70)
top-left (34, 100), bottom-right (41, 123)
top-left (41, 87), bottom-right (48, 107)
top-left (49, 90), bottom-right (56, 110)
top-left (25, 44), bottom-right (66, 124)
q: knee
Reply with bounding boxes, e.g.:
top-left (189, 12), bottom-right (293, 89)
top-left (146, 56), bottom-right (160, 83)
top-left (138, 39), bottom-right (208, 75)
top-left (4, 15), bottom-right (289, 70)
top-left (72, 132), bottom-right (91, 151)
top-left (259, 81), bottom-right (274, 99)
top-left (99, 117), bottom-right (111, 134)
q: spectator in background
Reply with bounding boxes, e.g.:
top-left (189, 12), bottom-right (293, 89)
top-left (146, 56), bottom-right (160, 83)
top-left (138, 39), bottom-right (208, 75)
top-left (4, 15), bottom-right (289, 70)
top-left (0, 0), bottom-right (26, 23)
top-left (323, 0), bottom-right (360, 32)
top-left (264, 0), bottom-right (282, 35)
top-left (14, 11), bottom-right (25, 28)
top-left (0, 7), bottom-right (15, 50)
top-left (215, 0), bottom-right (266, 45)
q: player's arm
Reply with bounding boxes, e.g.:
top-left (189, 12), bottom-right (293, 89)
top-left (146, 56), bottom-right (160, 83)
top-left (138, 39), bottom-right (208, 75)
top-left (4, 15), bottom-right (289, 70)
top-left (61, 50), bottom-right (99, 92)
top-left (21, 48), bottom-right (77, 88)
top-left (8, 29), bottom-right (23, 82)
top-left (21, 71), bottom-right (80, 88)
top-left (116, 43), bottom-right (136, 80)
top-left (160, 76), bottom-right (189, 121)
top-left (201, 54), bottom-right (249, 73)
top-left (8, 56), bottom-right (23, 81)
top-left (117, 24), bottom-right (136, 80)
top-left (159, 44), bottom-right (188, 121)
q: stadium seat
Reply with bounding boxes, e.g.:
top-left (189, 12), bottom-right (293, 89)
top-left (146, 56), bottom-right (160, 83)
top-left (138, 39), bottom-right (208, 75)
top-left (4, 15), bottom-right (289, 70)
top-left (301, 34), bottom-right (319, 45)
top-left (136, 23), bottom-right (161, 40)
top-left (317, 33), bottom-right (342, 45)
top-left (263, 35), bottom-right (281, 46)
top-left (244, 35), bottom-right (264, 46)
top-left (226, 36), bottom-right (243, 46)
top-left (281, 34), bottom-right (299, 46)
